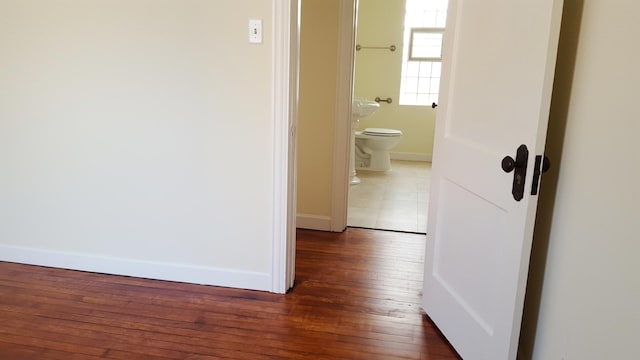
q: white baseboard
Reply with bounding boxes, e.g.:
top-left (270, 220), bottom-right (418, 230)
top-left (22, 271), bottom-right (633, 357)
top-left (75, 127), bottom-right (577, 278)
top-left (390, 152), bottom-right (432, 162)
top-left (296, 213), bottom-right (332, 231)
top-left (0, 245), bottom-right (272, 292)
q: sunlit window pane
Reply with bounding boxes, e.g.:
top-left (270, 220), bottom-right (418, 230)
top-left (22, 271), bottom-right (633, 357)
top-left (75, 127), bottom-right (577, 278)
top-left (416, 94), bottom-right (430, 105)
top-left (399, 0), bottom-right (448, 107)
top-left (406, 61), bottom-right (421, 77)
top-left (435, 10), bottom-right (448, 27)
top-left (405, 77), bottom-right (419, 93)
top-left (411, 31), bottom-right (443, 60)
top-left (430, 78), bottom-right (441, 93)
top-left (419, 61), bottom-right (433, 78)
top-left (432, 62), bottom-right (442, 76)
top-left (418, 78), bottom-right (432, 93)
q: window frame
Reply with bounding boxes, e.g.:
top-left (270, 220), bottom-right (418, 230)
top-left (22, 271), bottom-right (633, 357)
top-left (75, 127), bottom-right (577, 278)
top-left (408, 27), bottom-right (445, 62)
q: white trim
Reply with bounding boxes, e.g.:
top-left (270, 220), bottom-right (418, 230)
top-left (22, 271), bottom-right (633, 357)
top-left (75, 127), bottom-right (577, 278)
top-left (330, 0), bottom-right (357, 233)
top-left (285, 0), bottom-right (300, 292)
top-left (296, 213), bottom-right (332, 231)
top-left (0, 245), bottom-right (271, 291)
top-left (390, 152), bottom-right (433, 162)
top-left (271, 0), bottom-right (298, 294)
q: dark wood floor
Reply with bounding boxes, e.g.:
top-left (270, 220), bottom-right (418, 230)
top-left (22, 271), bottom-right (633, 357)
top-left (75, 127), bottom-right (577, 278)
top-left (0, 228), bottom-right (459, 359)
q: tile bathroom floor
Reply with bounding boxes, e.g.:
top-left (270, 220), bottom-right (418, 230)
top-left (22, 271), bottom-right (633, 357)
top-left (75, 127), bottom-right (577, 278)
top-left (348, 160), bottom-right (431, 233)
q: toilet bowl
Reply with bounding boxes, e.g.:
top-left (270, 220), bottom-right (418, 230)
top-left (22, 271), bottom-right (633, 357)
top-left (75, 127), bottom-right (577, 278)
top-left (354, 128), bottom-right (403, 171)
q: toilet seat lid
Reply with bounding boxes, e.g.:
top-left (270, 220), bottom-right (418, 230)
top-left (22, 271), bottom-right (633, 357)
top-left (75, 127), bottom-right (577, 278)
top-left (362, 128), bottom-right (403, 136)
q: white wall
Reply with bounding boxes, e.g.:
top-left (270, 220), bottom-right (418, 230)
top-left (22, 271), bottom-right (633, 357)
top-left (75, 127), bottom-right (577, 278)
top-left (0, 1), bottom-right (277, 290)
top-left (520, 1), bottom-right (640, 358)
top-left (296, 0), bottom-right (340, 227)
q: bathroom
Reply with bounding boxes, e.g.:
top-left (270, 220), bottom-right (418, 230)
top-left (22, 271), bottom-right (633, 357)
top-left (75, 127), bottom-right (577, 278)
top-left (296, 0), bottom-right (444, 234)
top-left (348, 0), bottom-right (444, 233)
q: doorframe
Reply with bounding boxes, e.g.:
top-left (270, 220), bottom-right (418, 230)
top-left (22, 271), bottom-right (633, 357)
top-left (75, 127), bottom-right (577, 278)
top-left (272, 0), bottom-right (298, 293)
top-left (275, 0), bottom-right (358, 291)
top-left (330, 0), bottom-right (358, 232)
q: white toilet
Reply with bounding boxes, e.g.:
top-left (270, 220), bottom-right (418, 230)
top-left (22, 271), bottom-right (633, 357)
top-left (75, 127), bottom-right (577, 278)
top-left (354, 128), bottom-right (403, 171)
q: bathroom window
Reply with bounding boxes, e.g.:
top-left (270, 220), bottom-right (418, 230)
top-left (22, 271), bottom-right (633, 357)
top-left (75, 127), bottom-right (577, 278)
top-left (409, 28), bottom-right (444, 61)
top-left (399, 0), bottom-right (448, 106)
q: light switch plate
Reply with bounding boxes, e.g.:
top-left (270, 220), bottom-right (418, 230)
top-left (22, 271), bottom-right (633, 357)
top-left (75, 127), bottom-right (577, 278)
top-left (249, 19), bottom-right (262, 44)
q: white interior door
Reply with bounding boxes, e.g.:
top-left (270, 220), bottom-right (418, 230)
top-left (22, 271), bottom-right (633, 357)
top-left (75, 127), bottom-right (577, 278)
top-left (423, 1), bottom-right (563, 359)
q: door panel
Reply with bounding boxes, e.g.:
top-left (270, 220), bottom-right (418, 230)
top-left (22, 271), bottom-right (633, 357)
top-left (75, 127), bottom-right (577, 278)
top-left (423, 0), bottom-right (564, 359)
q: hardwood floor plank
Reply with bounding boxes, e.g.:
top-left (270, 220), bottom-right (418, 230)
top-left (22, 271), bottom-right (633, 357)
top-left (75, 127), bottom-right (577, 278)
top-left (0, 228), bottom-right (460, 359)
top-left (0, 340), bottom-right (130, 360)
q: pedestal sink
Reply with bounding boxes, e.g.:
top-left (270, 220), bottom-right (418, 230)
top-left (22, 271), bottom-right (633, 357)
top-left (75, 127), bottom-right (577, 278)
top-left (350, 98), bottom-right (380, 185)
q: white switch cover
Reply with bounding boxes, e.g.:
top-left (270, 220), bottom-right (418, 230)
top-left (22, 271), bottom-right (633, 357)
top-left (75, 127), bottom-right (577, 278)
top-left (249, 19), bottom-right (262, 44)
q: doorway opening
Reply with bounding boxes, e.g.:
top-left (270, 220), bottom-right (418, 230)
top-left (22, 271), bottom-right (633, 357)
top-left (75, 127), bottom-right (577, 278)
top-left (346, 0), bottom-right (447, 233)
